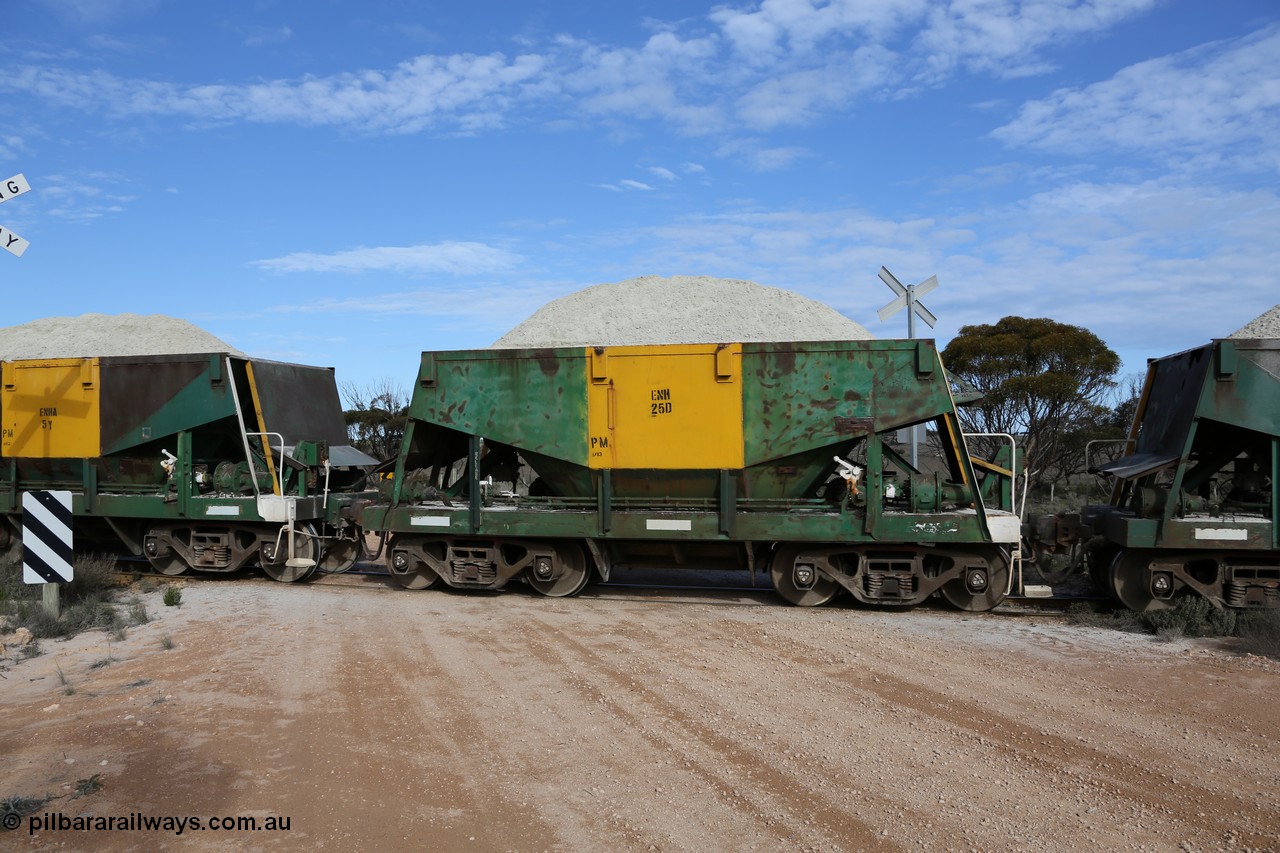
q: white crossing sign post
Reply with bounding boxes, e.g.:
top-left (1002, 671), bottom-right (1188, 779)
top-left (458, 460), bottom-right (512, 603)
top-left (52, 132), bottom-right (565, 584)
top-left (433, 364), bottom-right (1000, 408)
top-left (877, 266), bottom-right (941, 468)
top-left (23, 490), bottom-right (74, 617)
top-left (0, 172), bottom-right (32, 257)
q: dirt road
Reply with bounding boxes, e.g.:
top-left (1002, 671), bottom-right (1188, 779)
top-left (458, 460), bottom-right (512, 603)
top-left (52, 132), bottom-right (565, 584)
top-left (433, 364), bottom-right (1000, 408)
top-left (3, 573), bottom-right (1278, 851)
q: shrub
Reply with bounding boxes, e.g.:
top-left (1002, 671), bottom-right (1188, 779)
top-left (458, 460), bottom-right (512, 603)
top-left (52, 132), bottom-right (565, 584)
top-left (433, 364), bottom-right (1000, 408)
top-left (1065, 600), bottom-right (1141, 632)
top-left (129, 602), bottom-right (150, 625)
top-left (162, 586), bottom-right (182, 607)
top-left (20, 607), bottom-right (65, 640)
top-left (55, 664), bottom-right (73, 696)
top-left (1138, 595), bottom-right (1237, 639)
top-left (55, 596), bottom-right (124, 640)
top-left (64, 554), bottom-right (119, 602)
top-left (2, 794), bottom-right (51, 827)
top-left (73, 775), bottom-right (102, 798)
top-left (1235, 608), bottom-right (1280, 659)
top-left (1, 554), bottom-right (126, 640)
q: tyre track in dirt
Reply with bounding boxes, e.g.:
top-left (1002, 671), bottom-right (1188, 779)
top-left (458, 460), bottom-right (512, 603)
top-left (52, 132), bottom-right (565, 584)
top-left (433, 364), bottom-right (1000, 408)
top-left (497, 599), bottom-right (1280, 851)
top-left (515, 614), bottom-right (898, 852)
top-left (5, 578), bottom-right (1280, 851)
top-left (392, 599), bottom-right (832, 851)
top-left (750, 614), bottom-right (1280, 849)
top-left (520, 605), bottom-right (1090, 850)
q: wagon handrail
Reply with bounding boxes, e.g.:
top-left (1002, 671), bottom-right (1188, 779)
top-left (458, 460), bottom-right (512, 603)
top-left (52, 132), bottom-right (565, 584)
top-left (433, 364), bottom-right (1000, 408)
top-left (962, 431), bottom-right (1022, 597)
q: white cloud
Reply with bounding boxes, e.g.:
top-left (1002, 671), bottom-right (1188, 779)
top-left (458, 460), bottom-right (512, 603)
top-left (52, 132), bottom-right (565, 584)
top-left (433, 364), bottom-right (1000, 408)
top-left (734, 44), bottom-right (896, 128)
top-left (12, 52), bottom-right (548, 135)
top-left (11, 0), bottom-right (1165, 146)
top-left (648, 166), bottom-right (678, 181)
top-left (0, 134), bottom-right (26, 160)
top-left (240, 177), bottom-right (1278, 371)
top-left (31, 172), bottom-right (134, 222)
top-left (913, 0), bottom-right (1158, 82)
top-left (596, 179), bottom-right (1280, 361)
top-left (595, 179), bottom-right (656, 192)
top-left (710, 0), bottom-right (1155, 83)
top-left (710, 0), bottom-right (930, 59)
top-left (251, 242), bottom-right (521, 275)
top-left (716, 140), bottom-right (809, 171)
top-left (993, 25), bottom-right (1280, 171)
top-left (559, 31), bottom-right (726, 134)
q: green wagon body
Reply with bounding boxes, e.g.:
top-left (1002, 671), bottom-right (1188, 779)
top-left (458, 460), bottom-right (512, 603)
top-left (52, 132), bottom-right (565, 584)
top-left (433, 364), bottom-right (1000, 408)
top-left (1090, 335), bottom-right (1280, 607)
top-left (363, 339), bottom-right (1021, 609)
top-left (1, 352), bottom-right (376, 580)
top-left (1054, 338), bottom-right (1280, 610)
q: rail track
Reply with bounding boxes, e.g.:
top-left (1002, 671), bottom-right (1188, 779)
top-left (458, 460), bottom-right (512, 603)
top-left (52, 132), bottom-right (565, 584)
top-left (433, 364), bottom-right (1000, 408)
top-left (110, 559), bottom-right (1107, 612)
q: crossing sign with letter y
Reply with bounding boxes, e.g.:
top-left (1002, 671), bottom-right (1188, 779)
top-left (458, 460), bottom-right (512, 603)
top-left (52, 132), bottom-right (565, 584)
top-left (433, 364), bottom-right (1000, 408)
top-left (22, 490), bottom-right (74, 584)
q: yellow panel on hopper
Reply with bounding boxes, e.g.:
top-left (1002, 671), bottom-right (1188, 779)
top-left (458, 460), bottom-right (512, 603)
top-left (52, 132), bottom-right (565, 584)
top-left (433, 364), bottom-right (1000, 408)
top-left (586, 344), bottom-right (744, 470)
top-left (1, 358), bottom-right (102, 459)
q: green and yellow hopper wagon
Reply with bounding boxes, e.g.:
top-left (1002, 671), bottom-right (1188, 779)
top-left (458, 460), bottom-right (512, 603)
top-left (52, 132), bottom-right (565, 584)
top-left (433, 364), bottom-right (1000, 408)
top-left (1, 352), bottom-right (377, 580)
top-left (1033, 337), bottom-right (1280, 611)
top-left (363, 339), bottom-right (1022, 610)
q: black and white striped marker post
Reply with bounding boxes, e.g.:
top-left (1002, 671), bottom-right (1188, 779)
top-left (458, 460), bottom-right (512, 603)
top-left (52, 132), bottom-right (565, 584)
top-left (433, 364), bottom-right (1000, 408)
top-left (22, 490), bottom-right (74, 617)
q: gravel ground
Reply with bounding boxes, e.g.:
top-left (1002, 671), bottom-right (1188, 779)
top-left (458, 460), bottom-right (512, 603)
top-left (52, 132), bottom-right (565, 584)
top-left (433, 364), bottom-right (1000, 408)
top-left (0, 314), bottom-right (243, 360)
top-left (3, 570), bottom-right (1277, 852)
top-left (493, 276), bottom-right (873, 348)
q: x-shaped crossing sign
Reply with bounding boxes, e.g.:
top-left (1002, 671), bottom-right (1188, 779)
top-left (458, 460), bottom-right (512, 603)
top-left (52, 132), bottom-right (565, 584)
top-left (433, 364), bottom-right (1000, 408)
top-left (0, 173), bottom-right (31, 257)
top-left (876, 266), bottom-right (937, 338)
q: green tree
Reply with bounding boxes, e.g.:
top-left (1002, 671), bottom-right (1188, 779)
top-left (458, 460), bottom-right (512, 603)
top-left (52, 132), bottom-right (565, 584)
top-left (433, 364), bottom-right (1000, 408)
top-left (942, 316), bottom-right (1120, 489)
top-left (341, 379), bottom-right (410, 463)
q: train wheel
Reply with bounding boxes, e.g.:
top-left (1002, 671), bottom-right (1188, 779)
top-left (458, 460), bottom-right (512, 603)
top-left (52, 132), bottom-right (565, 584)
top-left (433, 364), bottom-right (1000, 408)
top-left (1109, 549), bottom-right (1172, 612)
top-left (144, 533), bottom-right (190, 576)
top-left (940, 549), bottom-right (1010, 612)
top-left (146, 553), bottom-right (191, 576)
top-left (527, 541), bottom-right (590, 597)
top-left (388, 549), bottom-right (440, 590)
top-left (769, 543), bottom-right (839, 607)
top-left (260, 523), bottom-right (321, 583)
top-left (318, 535), bottom-right (362, 573)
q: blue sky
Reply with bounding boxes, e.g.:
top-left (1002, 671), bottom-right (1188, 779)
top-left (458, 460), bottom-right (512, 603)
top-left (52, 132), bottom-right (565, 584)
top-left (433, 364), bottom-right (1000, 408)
top-left (5, 0), bottom-right (1278, 392)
